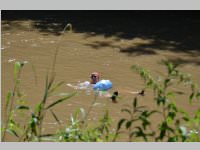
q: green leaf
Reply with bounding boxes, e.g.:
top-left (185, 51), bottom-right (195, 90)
top-left (189, 92), bottom-right (194, 104)
top-left (159, 121), bottom-right (174, 140)
top-left (134, 126), bottom-right (148, 141)
top-left (141, 110), bottom-right (148, 117)
top-left (6, 91), bottom-right (13, 109)
top-left (167, 92), bottom-right (174, 98)
top-left (167, 62), bottom-right (174, 74)
top-left (166, 112), bottom-right (176, 124)
top-left (168, 102), bottom-right (177, 112)
top-left (121, 108), bottom-right (131, 115)
top-left (140, 117), bottom-right (150, 130)
top-left (166, 116), bottom-right (173, 125)
top-left (182, 117), bottom-right (189, 122)
top-left (168, 136), bottom-right (178, 142)
top-left (74, 107), bottom-right (86, 120)
top-left (15, 105), bottom-right (29, 110)
top-left (45, 92), bottom-right (76, 110)
top-left (156, 96), bottom-right (166, 105)
top-left (179, 109), bottom-right (191, 122)
top-left (35, 102), bottom-right (43, 115)
top-left (164, 78), bottom-right (170, 88)
top-left (133, 97), bottom-right (137, 108)
top-left (117, 118), bottom-right (126, 131)
top-left (126, 121), bottom-right (132, 129)
top-left (159, 128), bottom-right (166, 140)
top-left (9, 119), bottom-right (17, 129)
top-left (14, 61), bottom-right (21, 81)
top-left (6, 129), bottom-right (19, 137)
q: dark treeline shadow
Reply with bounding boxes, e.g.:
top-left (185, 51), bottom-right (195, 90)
top-left (2, 10), bottom-right (200, 65)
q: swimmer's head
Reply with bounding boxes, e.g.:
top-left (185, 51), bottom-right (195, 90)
top-left (90, 72), bottom-right (100, 84)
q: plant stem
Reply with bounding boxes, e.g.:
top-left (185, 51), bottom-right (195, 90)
top-left (2, 69), bottom-right (22, 141)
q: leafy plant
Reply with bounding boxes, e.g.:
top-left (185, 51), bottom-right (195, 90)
top-left (121, 61), bottom-right (200, 142)
top-left (113, 97), bottom-right (157, 142)
top-left (2, 61), bottom-right (27, 141)
top-left (56, 108), bottom-right (114, 142)
top-left (1, 23), bottom-right (77, 142)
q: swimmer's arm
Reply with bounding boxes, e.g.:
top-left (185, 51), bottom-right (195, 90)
top-left (66, 83), bottom-right (79, 89)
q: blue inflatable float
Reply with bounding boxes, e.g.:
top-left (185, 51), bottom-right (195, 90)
top-left (93, 80), bottom-right (112, 91)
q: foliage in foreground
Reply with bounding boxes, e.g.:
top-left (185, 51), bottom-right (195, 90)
top-left (1, 61), bottom-right (200, 142)
top-left (124, 61), bottom-right (200, 142)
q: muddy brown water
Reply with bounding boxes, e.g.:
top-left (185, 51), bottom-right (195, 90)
top-left (1, 20), bottom-right (200, 141)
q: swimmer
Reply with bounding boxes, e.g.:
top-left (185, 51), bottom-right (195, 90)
top-left (67, 72), bottom-right (145, 103)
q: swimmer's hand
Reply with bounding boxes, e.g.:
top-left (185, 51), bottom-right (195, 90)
top-left (110, 91), bottom-right (119, 103)
top-left (138, 89), bottom-right (145, 96)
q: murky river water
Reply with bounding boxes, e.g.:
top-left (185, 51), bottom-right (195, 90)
top-left (2, 19), bottom-right (200, 141)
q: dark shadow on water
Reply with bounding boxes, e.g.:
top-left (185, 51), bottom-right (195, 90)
top-left (164, 58), bottom-right (200, 66)
top-left (2, 10), bottom-right (200, 63)
top-left (120, 46), bottom-right (157, 56)
top-left (85, 41), bottom-right (116, 49)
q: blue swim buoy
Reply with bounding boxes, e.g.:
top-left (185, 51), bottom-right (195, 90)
top-left (93, 80), bottom-right (112, 91)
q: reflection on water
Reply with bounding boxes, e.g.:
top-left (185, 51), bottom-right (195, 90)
top-left (2, 20), bottom-right (200, 141)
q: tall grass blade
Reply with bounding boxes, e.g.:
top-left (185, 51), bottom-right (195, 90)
top-left (73, 108), bottom-right (86, 121)
top-left (117, 118), bottom-right (126, 131)
top-left (15, 105), bottom-right (30, 110)
top-left (48, 73), bottom-right (55, 90)
top-left (6, 129), bottom-right (19, 137)
top-left (6, 91), bottom-right (13, 109)
top-left (45, 92), bottom-right (76, 110)
top-left (50, 109), bottom-right (61, 125)
top-left (41, 74), bottom-right (49, 105)
top-left (48, 81), bottom-right (65, 95)
top-left (121, 108), bottom-right (132, 115)
top-left (133, 97), bottom-right (137, 109)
